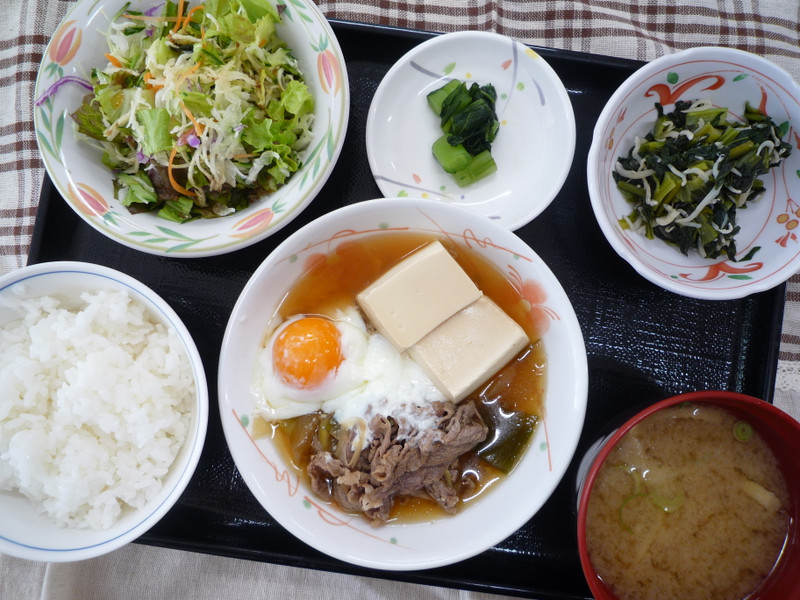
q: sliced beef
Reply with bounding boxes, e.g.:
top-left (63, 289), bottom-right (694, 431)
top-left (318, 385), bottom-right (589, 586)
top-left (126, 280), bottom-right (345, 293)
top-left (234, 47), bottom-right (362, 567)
top-left (306, 400), bottom-right (487, 524)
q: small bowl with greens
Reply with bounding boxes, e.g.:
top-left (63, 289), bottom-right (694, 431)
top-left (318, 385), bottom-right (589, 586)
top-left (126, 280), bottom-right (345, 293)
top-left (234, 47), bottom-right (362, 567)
top-left (366, 31), bottom-right (575, 231)
top-left (34, 0), bottom-right (349, 257)
top-left (587, 46), bottom-right (800, 300)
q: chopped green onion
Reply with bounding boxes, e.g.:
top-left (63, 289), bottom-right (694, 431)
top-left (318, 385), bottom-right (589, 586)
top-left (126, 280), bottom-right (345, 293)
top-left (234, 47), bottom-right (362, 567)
top-left (648, 485), bottom-right (685, 513)
top-left (733, 420), bottom-right (754, 442)
top-left (618, 493), bottom-right (648, 533)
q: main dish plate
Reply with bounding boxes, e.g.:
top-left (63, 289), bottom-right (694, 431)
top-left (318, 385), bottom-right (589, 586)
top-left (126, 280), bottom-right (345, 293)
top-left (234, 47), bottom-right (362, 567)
top-left (366, 30), bottom-right (576, 231)
top-left (218, 198), bottom-right (588, 571)
top-left (28, 21), bottom-right (787, 600)
top-left (33, 0), bottom-right (349, 257)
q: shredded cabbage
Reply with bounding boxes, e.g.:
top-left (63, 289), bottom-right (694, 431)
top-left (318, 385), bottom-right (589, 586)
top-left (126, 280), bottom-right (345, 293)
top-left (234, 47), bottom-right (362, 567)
top-left (70, 0), bottom-right (314, 222)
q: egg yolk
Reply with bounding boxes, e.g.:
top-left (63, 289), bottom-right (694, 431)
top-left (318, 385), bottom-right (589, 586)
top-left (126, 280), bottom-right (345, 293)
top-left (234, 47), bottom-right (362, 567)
top-left (272, 317), bottom-right (343, 389)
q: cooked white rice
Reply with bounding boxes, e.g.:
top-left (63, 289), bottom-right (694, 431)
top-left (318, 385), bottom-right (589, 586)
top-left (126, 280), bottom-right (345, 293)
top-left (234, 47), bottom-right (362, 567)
top-left (0, 286), bottom-right (194, 530)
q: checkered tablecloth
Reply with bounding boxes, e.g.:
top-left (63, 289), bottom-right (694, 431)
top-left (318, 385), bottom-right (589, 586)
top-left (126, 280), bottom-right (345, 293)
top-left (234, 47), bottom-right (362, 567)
top-left (2, 1), bottom-right (799, 598)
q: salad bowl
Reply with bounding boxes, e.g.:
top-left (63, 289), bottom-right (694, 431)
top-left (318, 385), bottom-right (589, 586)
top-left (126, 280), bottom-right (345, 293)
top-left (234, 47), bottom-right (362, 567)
top-left (587, 46), bottom-right (800, 299)
top-left (33, 0), bottom-right (349, 257)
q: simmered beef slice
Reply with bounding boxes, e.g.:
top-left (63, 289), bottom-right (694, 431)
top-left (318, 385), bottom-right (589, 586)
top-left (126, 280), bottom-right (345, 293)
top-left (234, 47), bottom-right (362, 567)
top-left (307, 400), bottom-right (487, 523)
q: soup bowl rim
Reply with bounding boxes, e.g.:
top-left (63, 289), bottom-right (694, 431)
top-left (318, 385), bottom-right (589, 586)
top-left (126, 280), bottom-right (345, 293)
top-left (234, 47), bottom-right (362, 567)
top-left (576, 389), bottom-right (800, 600)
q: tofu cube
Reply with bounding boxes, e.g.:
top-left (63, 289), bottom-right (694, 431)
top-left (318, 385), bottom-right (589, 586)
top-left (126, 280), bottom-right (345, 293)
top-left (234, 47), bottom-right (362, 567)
top-left (356, 241), bottom-right (481, 350)
top-left (409, 295), bottom-right (529, 402)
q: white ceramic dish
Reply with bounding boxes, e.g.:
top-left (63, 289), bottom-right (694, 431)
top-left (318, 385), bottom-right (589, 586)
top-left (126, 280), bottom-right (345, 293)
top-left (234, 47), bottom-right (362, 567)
top-left (0, 261), bottom-right (208, 562)
top-left (366, 31), bottom-right (576, 231)
top-left (218, 197), bottom-right (588, 570)
top-left (33, 0), bottom-right (349, 257)
top-left (587, 46), bottom-right (800, 299)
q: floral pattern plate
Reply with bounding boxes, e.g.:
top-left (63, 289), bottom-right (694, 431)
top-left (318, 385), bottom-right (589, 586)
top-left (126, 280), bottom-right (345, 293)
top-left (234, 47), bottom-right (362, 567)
top-left (587, 46), bottom-right (800, 299)
top-left (33, 0), bottom-right (349, 257)
top-left (217, 198), bottom-right (588, 570)
top-left (365, 31), bottom-right (576, 231)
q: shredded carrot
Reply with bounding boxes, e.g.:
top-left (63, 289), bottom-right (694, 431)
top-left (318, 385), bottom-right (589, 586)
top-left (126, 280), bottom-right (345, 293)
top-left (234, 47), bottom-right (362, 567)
top-left (232, 153), bottom-right (257, 159)
top-left (179, 101), bottom-right (205, 135)
top-left (143, 72), bottom-right (164, 92)
top-left (184, 5), bottom-right (205, 25)
top-left (176, 61), bottom-right (203, 89)
top-left (168, 147), bottom-right (197, 197)
top-left (122, 13), bottom-right (179, 22)
top-left (172, 0), bottom-right (185, 33)
top-left (104, 53), bottom-right (123, 68)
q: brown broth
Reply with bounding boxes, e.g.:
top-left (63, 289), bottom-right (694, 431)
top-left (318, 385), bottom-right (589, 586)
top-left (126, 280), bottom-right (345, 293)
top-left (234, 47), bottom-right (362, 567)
top-left (585, 403), bottom-right (790, 600)
top-left (263, 231), bottom-right (546, 522)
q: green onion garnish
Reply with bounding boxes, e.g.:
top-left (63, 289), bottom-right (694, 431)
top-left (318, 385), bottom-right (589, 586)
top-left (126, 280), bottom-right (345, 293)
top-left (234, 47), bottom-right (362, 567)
top-left (733, 420), bottom-right (753, 442)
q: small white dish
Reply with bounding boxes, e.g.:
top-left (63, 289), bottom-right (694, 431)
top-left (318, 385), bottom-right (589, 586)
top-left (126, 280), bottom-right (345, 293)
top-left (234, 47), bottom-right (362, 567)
top-left (0, 261), bottom-right (208, 562)
top-left (366, 31), bottom-right (576, 231)
top-left (33, 0), bottom-right (349, 257)
top-left (218, 197), bottom-right (588, 570)
top-left (587, 46), bottom-right (800, 299)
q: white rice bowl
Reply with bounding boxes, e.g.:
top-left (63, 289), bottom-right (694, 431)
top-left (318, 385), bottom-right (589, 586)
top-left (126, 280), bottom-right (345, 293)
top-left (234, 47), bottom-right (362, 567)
top-left (0, 262), bottom-right (207, 562)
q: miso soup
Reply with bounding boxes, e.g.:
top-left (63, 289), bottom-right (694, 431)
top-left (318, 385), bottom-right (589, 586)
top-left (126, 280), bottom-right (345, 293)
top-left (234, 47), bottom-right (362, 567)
top-left (585, 403), bottom-right (789, 600)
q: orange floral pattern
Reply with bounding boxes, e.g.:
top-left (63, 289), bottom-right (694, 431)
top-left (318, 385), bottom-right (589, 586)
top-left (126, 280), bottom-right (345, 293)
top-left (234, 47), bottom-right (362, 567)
top-left (48, 20), bottom-right (82, 66)
top-left (317, 48), bottom-right (342, 96)
top-left (507, 265), bottom-right (560, 334)
top-left (69, 182), bottom-right (108, 217)
top-left (231, 207), bottom-right (274, 239)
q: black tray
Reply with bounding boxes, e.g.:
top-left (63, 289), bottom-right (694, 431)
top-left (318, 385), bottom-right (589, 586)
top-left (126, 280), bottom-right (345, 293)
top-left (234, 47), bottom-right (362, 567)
top-left (28, 20), bottom-right (785, 600)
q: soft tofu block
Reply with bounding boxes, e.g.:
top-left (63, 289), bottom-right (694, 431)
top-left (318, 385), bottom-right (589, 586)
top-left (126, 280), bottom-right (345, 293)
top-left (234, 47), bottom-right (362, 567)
top-left (356, 241), bottom-right (482, 350)
top-left (409, 295), bottom-right (529, 402)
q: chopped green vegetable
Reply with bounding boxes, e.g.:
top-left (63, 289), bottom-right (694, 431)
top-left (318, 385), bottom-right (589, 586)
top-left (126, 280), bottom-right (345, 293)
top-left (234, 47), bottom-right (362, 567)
top-left (618, 493), bottom-right (648, 533)
top-left (473, 401), bottom-right (538, 474)
top-left (733, 420), bottom-right (754, 442)
top-left (426, 79), bottom-right (461, 116)
top-left (614, 99), bottom-right (792, 259)
top-left (426, 79), bottom-right (499, 187)
top-left (116, 172), bottom-right (157, 206)
top-left (70, 0), bottom-right (314, 222)
top-left (136, 108), bottom-right (172, 155)
top-left (648, 483), bottom-right (685, 513)
top-left (453, 149), bottom-right (497, 187)
top-left (615, 463), bottom-right (685, 532)
top-left (431, 135), bottom-right (472, 173)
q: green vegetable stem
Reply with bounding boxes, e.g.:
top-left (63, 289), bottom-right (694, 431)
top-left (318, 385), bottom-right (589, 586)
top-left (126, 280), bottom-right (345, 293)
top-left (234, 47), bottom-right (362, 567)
top-left (426, 80), bottom-right (499, 187)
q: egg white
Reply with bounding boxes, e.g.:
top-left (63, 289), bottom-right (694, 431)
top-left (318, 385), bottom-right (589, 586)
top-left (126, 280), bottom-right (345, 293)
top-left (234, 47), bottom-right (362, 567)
top-left (251, 307), bottom-right (445, 436)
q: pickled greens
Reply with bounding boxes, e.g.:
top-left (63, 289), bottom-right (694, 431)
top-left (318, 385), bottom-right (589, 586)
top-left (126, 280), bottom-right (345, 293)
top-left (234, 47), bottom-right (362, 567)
top-left (427, 79), bottom-right (499, 187)
top-left (71, 0), bottom-right (314, 222)
top-left (614, 99), bottom-right (792, 259)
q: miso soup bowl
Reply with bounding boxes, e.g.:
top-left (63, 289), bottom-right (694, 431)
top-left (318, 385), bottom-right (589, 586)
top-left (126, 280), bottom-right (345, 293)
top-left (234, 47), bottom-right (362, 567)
top-left (576, 390), bottom-right (800, 600)
top-left (218, 197), bottom-right (588, 570)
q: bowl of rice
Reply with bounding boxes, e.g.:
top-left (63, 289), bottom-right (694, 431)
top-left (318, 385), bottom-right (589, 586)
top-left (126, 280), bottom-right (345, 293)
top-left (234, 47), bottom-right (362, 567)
top-left (0, 261), bottom-right (208, 562)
